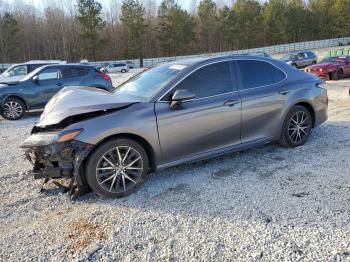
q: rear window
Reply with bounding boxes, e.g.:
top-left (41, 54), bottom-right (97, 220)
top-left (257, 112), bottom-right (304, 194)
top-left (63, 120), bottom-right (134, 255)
top-left (237, 60), bottom-right (285, 90)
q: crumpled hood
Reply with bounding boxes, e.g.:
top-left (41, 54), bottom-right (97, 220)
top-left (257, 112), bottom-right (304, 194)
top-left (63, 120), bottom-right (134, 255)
top-left (36, 86), bottom-right (137, 127)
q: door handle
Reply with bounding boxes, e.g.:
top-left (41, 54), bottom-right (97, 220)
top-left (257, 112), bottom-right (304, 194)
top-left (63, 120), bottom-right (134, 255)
top-left (279, 90), bottom-right (290, 95)
top-left (223, 99), bottom-right (240, 107)
top-left (57, 83), bottom-right (63, 87)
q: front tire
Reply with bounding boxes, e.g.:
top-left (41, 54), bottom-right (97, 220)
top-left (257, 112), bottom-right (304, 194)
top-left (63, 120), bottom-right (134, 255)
top-left (85, 138), bottom-right (149, 198)
top-left (1, 98), bottom-right (26, 120)
top-left (121, 69), bottom-right (127, 73)
top-left (279, 106), bottom-right (312, 148)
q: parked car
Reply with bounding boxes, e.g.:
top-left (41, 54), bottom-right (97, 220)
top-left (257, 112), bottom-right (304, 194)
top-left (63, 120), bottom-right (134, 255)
top-left (280, 51), bottom-right (317, 69)
top-left (21, 56), bottom-right (328, 198)
top-left (0, 64), bottom-right (113, 120)
top-left (305, 56), bottom-right (350, 80)
top-left (104, 63), bottom-right (129, 73)
top-left (0, 60), bottom-right (65, 83)
top-left (126, 61), bottom-right (135, 69)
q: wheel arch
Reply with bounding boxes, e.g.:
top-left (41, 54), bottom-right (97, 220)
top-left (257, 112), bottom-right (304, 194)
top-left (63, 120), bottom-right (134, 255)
top-left (2, 94), bottom-right (28, 110)
top-left (82, 133), bottom-right (157, 173)
top-left (293, 101), bottom-right (316, 127)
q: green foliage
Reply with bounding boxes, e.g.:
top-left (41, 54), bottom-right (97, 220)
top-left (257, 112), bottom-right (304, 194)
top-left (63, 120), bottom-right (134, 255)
top-left (75, 0), bottom-right (105, 60)
top-left (0, 12), bottom-right (21, 62)
top-left (158, 0), bottom-right (195, 55)
top-left (1, 0), bottom-right (350, 62)
top-left (121, 0), bottom-right (146, 63)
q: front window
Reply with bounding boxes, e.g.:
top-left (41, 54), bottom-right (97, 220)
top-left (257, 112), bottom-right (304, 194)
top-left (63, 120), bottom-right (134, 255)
top-left (165, 61), bottom-right (233, 100)
top-left (37, 68), bottom-right (61, 80)
top-left (114, 63), bottom-right (185, 100)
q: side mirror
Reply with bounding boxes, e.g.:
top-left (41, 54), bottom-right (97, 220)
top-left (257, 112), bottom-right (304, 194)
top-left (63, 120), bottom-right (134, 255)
top-left (170, 89), bottom-right (195, 109)
top-left (32, 75), bottom-right (39, 83)
top-left (4, 72), bottom-right (10, 77)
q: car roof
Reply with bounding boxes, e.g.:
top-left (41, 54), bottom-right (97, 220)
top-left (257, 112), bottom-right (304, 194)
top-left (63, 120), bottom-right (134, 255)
top-left (163, 54), bottom-right (278, 68)
top-left (41, 64), bottom-right (93, 68)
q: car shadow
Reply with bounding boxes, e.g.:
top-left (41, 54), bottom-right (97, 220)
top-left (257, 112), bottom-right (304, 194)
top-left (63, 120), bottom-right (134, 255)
top-left (0, 110), bottom-right (42, 125)
top-left (63, 120), bottom-right (350, 230)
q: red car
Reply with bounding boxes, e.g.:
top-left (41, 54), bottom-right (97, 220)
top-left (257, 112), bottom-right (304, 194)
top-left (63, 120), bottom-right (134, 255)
top-left (305, 56), bottom-right (350, 80)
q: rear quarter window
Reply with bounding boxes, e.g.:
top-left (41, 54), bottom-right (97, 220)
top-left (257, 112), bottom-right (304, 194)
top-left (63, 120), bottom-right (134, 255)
top-left (237, 60), bottom-right (285, 90)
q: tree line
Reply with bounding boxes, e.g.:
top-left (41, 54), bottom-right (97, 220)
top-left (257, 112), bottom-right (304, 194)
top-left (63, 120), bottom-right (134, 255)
top-left (0, 0), bottom-right (350, 64)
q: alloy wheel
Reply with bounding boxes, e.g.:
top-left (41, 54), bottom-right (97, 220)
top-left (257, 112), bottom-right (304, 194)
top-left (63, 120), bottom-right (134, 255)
top-left (3, 101), bottom-right (23, 119)
top-left (96, 146), bottom-right (143, 193)
top-left (288, 111), bottom-right (311, 144)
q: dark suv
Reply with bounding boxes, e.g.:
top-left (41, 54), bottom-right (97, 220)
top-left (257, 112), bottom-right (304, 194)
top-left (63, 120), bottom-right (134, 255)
top-left (0, 64), bottom-right (113, 120)
top-left (280, 51), bottom-right (317, 69)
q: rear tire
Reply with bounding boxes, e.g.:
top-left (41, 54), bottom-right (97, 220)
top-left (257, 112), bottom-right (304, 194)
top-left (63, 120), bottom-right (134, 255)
top-left (121, 69), bottom-right (127, 73)
top-left (85, 138), bottom-right (149, 198)
top-left (1, 97), bottom-right (26, 120)
top-left (331, 70), bottom-right (343, 80)
top-left (279, 106), bottom-right (312, 148)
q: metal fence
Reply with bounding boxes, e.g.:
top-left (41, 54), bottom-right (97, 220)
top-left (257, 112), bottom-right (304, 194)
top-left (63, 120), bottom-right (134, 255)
top-left (2, 36), bottom-right (350, 69)
top-left (90, 36), bottom-right (350, 68)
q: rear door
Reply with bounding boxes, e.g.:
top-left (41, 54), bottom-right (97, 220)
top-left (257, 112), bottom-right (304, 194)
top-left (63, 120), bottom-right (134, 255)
top-left (60, 66), bottom-right (90, 87)
top-left (155, 60), bottom-right (242, 164)
top-left (236, 59), bottom-right (287, 143)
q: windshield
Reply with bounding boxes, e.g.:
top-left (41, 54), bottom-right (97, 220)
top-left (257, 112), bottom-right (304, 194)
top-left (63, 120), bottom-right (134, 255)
top-left (113, 63), bottom-right (187, 100)
top-left (280, 54), bottom-right (295, 61)
top-left (2, 65), bottom-right (28, 77)
top-left (320, 56), bottom-right (345, 63)
top-left (20, 65), bottom-right (47, 81)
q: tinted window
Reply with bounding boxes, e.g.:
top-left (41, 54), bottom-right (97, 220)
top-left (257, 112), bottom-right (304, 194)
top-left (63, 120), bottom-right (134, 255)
top-left (38, 68), bottom-right (61, 80)
top-left (237, 60), bottom-right (274, 89)
top-left (61, 67), bottom-right (89, 78)
top-left (270, 65), bottom-right (285, 83)
top-left (170, 61), bottom-right (233, 99)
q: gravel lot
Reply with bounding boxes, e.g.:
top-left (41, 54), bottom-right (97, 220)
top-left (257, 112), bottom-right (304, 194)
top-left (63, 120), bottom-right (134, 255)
top-left (0, 71), bottom-right (349, 261)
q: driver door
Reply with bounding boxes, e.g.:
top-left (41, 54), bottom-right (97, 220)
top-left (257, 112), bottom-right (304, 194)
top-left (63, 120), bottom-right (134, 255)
top-left (155, 61), bottom-right (242, 164)
top-left (32, 67), bottom-right (63, 107)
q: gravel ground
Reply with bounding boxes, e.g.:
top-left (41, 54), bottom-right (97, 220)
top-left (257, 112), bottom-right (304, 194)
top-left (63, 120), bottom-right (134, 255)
top-left (0, 73), bottom-right (349, 261)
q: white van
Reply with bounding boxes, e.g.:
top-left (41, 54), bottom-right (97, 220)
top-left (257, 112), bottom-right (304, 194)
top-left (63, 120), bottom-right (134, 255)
top-left (105, 63), bottom-right (129, 73)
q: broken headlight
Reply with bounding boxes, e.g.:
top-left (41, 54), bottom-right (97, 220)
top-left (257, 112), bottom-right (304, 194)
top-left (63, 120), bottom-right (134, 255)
top-left (21, 129), bottom-right (83, 147)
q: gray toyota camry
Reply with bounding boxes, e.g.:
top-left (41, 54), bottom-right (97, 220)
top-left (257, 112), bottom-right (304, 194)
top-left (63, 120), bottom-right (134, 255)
top-left (21, 55), bottom-right (328, 198)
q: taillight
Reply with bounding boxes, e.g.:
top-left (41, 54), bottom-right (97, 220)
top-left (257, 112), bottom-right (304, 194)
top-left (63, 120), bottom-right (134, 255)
top-left (97, 72), bottom-right (111, 81)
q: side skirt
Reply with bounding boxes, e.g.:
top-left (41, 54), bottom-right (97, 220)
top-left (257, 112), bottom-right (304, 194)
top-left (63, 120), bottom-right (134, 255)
top-left (156, 137), bottom-right (273, 171)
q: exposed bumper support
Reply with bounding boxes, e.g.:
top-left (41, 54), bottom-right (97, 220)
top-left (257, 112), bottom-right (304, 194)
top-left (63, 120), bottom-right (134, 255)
top-left (22, 140), bottom-right (94, 198)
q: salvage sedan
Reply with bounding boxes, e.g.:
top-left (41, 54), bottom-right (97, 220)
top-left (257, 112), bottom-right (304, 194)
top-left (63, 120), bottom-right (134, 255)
top-left (305, 56), bottom-right (350, 80)
top-left (21, 56), bottom-right (328, 198)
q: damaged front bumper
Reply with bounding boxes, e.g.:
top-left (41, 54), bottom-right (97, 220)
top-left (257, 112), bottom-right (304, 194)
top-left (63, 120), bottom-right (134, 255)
top-left (21, 134), bottom-right (94, 197)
